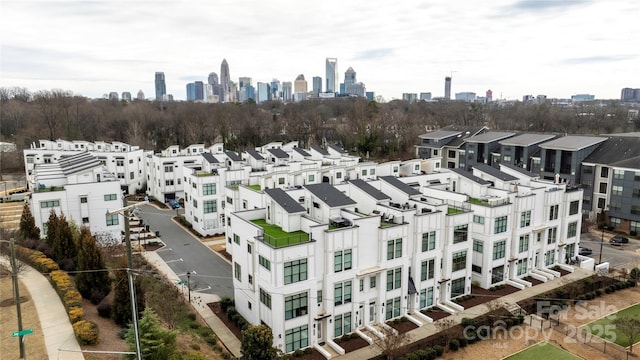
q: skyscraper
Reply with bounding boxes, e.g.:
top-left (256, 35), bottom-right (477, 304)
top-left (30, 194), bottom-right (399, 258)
top-left (270, 79), bottom-right (281, 101)
top-left (208, 72), bottom-right (219, 86)
top-left (343, 67), bottom-right (364, 96)
top-left (256, 82), bottom-right (271, 104)
top-left (282, 82), bottom-right (292, 102)
top-left (444, 76), bottom-right (451, 100)
top-left (155, 72), bottom-right (166, 100)
top-left (294, 74), bottom-right (307, 94)
top-left (325, 58), bottom-right (338, 93)
top-left (220, 59), bottom-right (230, 102)
top-left (136, 89), bottom-right (145, 100)
top-left (312, 76), bottom-right (322, 95)
top-left (121, 92), bottom-right (132, 101)
top-left (186, 83), bottom-right (196, 101)
top-left (194, 81), bottom-right (204, 101)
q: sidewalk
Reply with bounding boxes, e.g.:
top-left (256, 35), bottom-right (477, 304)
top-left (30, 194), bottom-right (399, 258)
top-left (337, 267), bottom-right (594, 360)
top-left (0, 258), bottom-right (84, 360)
top-left (142, 251), bottom-right (241, 358)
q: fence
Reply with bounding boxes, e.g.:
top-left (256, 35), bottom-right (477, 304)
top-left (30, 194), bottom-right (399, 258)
top-left (553, 320), bottom-right (633, 360)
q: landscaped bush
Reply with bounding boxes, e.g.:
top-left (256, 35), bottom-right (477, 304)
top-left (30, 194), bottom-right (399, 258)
top-left (97, 299), bottom-right (111, 318)
top-left (448, 339), bottom-right (460, 351)
top-left (595, 289), bottom-right (602, 297)
top-left (220, 297), bottom-right (234, 313)
top-left (432, 344), bottom-right (444, 356)
top-left (50, 270), bottom-right (73, 294)
top-left (461, 317), bottom-right (475, 327)
top-left (68, 306), bottom-right (84, 323)
top-left (64, 289), bottom-right (83, 309)
top-left (73, 320), bottom-right (99, 345)
top-left (458, 337), bottom-right (468, 348)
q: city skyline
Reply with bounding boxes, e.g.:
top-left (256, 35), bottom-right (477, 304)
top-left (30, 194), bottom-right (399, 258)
top-left (1, 1), bottom-right (638, 101)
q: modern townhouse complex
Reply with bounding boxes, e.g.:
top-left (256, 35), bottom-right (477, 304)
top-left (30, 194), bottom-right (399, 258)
top-left (29, 152), bottom-right (124, 240)
top-left (24, 139), bottom-right (147, 194)
top-left (225, 163), bottom-right (580, 354)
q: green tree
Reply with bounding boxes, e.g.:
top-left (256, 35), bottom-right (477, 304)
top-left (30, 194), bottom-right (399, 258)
top-left (612, 316), bottom-right (640, 353)
top-left (111, 257), bottom-right (145, 326)
top-left (241, 324), bottom-right (279, 360)
top-left (75, 227), bottom-right (110, 304)
top-left (45, 209), bottom-right (60, 249)
top-left (126, 307), bottom-right (177, 359)
top-left (18, 202), bottom-right (40, 240)
top-left (49, 213), bottom-right (77, 267)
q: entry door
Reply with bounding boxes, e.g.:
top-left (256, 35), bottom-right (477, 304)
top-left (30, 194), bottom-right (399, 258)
top-left (317, 321), bottom-right (323, 342)
top-left (369, 302), bottom-right (376, 323)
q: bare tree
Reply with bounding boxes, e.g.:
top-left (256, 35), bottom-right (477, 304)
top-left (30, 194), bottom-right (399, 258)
top-left (612, 316), bottom-right (640, 353)
top-left (374, 324), bottom-right (412, 360)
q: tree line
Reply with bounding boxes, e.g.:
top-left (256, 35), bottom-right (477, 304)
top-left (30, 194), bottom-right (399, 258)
top-left (1, 87), bottom-right (637, 170)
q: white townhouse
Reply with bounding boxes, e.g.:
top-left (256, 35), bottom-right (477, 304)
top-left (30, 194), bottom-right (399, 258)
top-left (145, 144), bottom-right (208, 202)
top-left (24, 139), bottom-right (147, 194)
top-left (29, 152), bottom-right (124, 240)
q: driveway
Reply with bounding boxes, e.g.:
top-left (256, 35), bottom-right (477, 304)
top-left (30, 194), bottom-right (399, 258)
top-left (580, 230), bottom-right (640, 271)
top-left (136, 204), bottom-right (234, 299)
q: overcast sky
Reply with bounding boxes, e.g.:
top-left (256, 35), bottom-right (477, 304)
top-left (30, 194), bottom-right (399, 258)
top-left (1, 0), bottom-right (638, 101)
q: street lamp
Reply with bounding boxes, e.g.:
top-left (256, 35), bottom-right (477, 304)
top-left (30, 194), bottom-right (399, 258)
top-left (186, 271), bottom-right (191, 303)
top-left (1, 238), bottom-right (25, 359)
top-left (598, 228), bottom-right (604, 264)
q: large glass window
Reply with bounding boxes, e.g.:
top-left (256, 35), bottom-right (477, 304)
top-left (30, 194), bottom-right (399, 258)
top-left (334, 281), bottom-right (352, 305)
top-left (451, 278), bottom-right (465, 297)
top-left (259, 255), bottom-right (271, 270)
top-left (517, 259), bottom-right (528, 276)
top-left (420, 259), bottom-right (435, 281)
top-left (285, 326), bottom-right (308, 353)
top-left (334, 249), bottom-right (352, 272)
top-left (234, 262), bottom-right (241, 281)
top-left (385, 297), bottom-right (401, 320)
top-left (567, 222), bottom-right (577, 238)
top-left (104, 194), bottom-right (117, 201)
top-left (203, 183), bottom-right (217, 195)
top-left (386, 267), bottom-right (402, 291)
top-left (494, 216), bottom-right (508, 234)
top-left (569, 201), bottom-right (579, 215)
top-left (453, 225), bottom-right (468, 243)
top-left (473, 239), bottom-right (483, 253)
top-left (284, 259), bottom-right (308, 284)
top-left (452, 251), bottom-right (467, 272)
top-left (259, 288), bottom-right (271, 309)
top-left (518, 235), bottom-right (529, 253)
top-left (520, 210), bottom-right (531, 227)
top-left (473, 215), bottom-right (485, 224)
top-left (419, 287), bottom-right (434, 308)
top-left (421, 232), bottom-right (436, 251)
top-left (41, 200), bottom-right (60, 208)
top-left (203, 200), bottom-right (217, 213)
top-left (285, 293), bottom-right (308, 320)
top-left (612, 185), bottom-right (623, 196)
top-left (547, 227), bottom-right (557, 244)
top-left (545, 250), bottom-right (555, 266)
top-left (492, 240), bottom-right (506, 260)
top-left (334, 312), bottom-right (351, 337)
top-left (492, 265), bottom-right (504, 284)
top-left (106, 214), bottom-right (119, 226)
top-left (549, 205), bottom-right (559, 220)
top-left (387, 239), bottom-right (402, 260)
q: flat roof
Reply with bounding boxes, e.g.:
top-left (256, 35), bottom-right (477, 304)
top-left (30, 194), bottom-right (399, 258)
top-left (499, 133), bottom-right (556, 147)
top-left (539, 135), bottom-right (606, 151)
top-left (466, 131), bottom-right (516, 143)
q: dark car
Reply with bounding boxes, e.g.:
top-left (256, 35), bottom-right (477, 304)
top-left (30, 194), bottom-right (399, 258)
top-left (168, 199), bottom-right (180, 209)
top-left (610, 235), bottom-right (629, 246)
top-left (578, 247), bottom-right (593, 256)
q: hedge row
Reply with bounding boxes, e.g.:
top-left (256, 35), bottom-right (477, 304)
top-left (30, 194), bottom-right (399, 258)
top-left (14, 245), bottom-right (59, 273)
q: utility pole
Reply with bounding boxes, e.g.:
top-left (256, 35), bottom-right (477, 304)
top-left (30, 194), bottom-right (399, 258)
top-left (187, 271), bottom-right (191, 303)
top-left (10, 238), bottom-right (26, 359)
top-left (107, 200), bottom-right (148, 360)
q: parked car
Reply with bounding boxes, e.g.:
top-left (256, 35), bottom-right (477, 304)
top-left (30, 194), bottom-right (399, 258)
top-left (578, 247), bottom-right (593, 256)
top-left (168, 199), bottom-right (180, 209)
top-left (610, 235), bottom-right (629, 246)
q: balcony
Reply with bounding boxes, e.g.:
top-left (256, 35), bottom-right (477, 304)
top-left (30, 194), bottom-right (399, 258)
top-left (34, 185), bottom-right (64, 193)
top-left (468, 197), bottom-right (510, 207)
top-left (251, 219), bottom-right (310, 248)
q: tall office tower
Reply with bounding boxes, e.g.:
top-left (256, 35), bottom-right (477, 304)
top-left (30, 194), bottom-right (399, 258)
top-left (294, 74), bottom-right (307, 94)
top-left (312, 76), bottom-right (322, 95)
top-left (326, 58), bottom-right (338, 93)
top-left (420, 92), bottom-right (432, 101)
top-left (239, 77), bottom-right (252, 89)
top-left (444, 76), bottom-right (451, 100)
top-left (194, 81), bottom-right (204, 101)
top-left (155, 72), bottom-right (166, 100)
top-left (109, 92), bottom-right (119, 100)
top-left (366, 91), bottom-right (375, 101)
top-left (486, 89), bottom-right (493, 102)
top-left (256, 82), bottom-right (271, 104)
top-left (270, 79), bottom-right (281, 101)
top-left (186, 83), bottom-right (196, 101)
top-left (136, 90), bottom-right (145, 100)
top-left (208, 72), bottom-right (219, 85)
top-left (282, 82), bottom-right (293, 102)
top-left (220, 59), bottom-right (231, 102)
top-left (344, 67), bottom-right (356, 93)
top-left (121, 92), bottom-right (132, 101)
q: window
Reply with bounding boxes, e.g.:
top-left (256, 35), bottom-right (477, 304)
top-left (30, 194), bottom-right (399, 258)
top-left (492, 240), bottom-right (506, 260)
top-left (614, 169), bottom-right (624, 179)
top-left (248, 275), bottom-right (253, 285)
top-left (421, 232), bottom-right (435, 251)
top-left (387, 239), bottom-right (402, 260)
top-left (567, 222), bottom-right (577, 238)
top-left (26, 156), bottom-right (34, 164)
top-left (492, 266), bottom-right (504, 284)
top-left (317, 290), bottom-right (322, 304)
top-left (385, 297), bottom-right (401, 320)
top-left (234, 262), bottom-right (241, 281)
top-left (420, 259), bottom-right (435, 281)
top-left (165, 179), bottom-right (174, 186)
top-left (453, 225), bottom-right (468, 244)
top-left (566, 244), bottom-right (575, 259)
top-left (336, 172), bottom-right (342, 179)
top-left (494, 216), bottom-right (507, 234)
top-left (370, 276), bottom-right (376, 288)
top-left (308, 174), bottom-right (315, 182)
top-left (285, 326), bottom-right (308, 353)
top-left (362, 170), bottom-right (367, 176)
top-left (519, 235), bottom-right (529, 253)
top-left (334, 281), bottom-right (352, 305)
top-left (451, 278), bottom-right (465, 298)
top-left (40, 200), bottom-right (60, 208)
top-left (203, 200), bottom-right (217, 214)
top-left (386, 267), bottom-right (402, 291)
top-left (259, 255), bottom-right (271, 270)
top-left (473, 239), bottom-right (483, 253)
top-left (233, 233), bottom-right (240, 244)
top-left (472, 265), bottom-right (482, 273)
top-left (569, 201), bottom-right (579, 215)
top-left (549, 204), bottom-right (559, 220)
top-left (203, 183), bottom-right (217, 195)
top-left (82, 217), bottom-right (89, 224)
top-left (104, 194), bottom-right (117, 201)
top-left (334, 249), bottom-right (352, 272)
top-left (601, 167), bottom-right (609, 178)
top-left (545, 250), bottom-right (555, 266)
top-left (612, 185), bottom-right (623, 196)
top-left (164, 165), bottom-right (173, 172)
top-left (370, 169), bottom-right (375, 175)
top-left (193, 199), bottom-right (198, 208)
top-left (359, 279), bottom-right (364, 292)
top-left (334, 312), bottom-right (351, 337)
top-left (278, 178), bottom-right (285, 185)
top-left (599, 183), bottom-right (607, 194)
top-left (130, 172), bottom-right (134, 180)
top-left (520, 211), bottom-right (531, 227)
top-left (285, 293), bottom-right (308, 320)
top-left (547, 227), bottom-right (557, 244)
top-left (448, 150), bottom-right (456, 158)
top-left (117, 159), bottom-right (125, 166)
top-left (473, 215), bottom-right (485, 224)
top-left (259, 288), bottom-right (271, 309)
top-left (419, 287), bottom-right (434, 308)
top-left (284, 259), bottom-right (308, 284)
top-left (517, 259), bottom-right (528, 276)
top-left (106, 214), bottom-right (119, 226)
top-left (80, 196), bottom-right (87, 203)
top-left (452, 251), bottom-right (467, 271)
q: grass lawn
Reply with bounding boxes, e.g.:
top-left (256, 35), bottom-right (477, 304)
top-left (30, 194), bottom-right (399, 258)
top-left (505, 342), bottom-right (581, 360)
top-left (581, 303), bottom-right (640, 347)
top-left (246, 184), bottom-right (261, 191)
top-left (447, 207), bottom-right (465, 215)
top-left (251, 219), bottom-right (309, 247)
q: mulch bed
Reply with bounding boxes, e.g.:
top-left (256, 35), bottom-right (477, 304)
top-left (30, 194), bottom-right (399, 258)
top-left (208, 302), bottom-right (242, 340)
top-left (387, 319), bottom-right (419, 334)
top-left (465, 284), bottom-right (520, 307)
top-left (217, 249), bottom-right (232, 262)
top-left (556, 268), bottom-right (571, 276)
top-left (296, 349), bottom-right (326, 360)
top-left (523, 276), bottom-right (544, 286)
top-left (421, 307), bottom-right (451, 321)
top-left (336, 336), bottom-right (369, 352)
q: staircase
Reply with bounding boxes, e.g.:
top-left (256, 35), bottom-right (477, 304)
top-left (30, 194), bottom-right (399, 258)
top-left (0, 201), bottom-right (24, 232)
top-left (505, 302), bottom-right (527, 316)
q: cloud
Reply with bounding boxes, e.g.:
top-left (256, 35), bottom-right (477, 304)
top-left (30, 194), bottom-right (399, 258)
top-left (353, 48), bottom-right (395, 61)
top-left (562, 54), bottom-right (637, 64)
top-left (511, 0), bottom-right (590, 11)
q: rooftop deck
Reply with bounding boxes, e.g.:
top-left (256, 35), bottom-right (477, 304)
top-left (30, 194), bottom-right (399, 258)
top-left (251, 219), bottom-right (310, 248)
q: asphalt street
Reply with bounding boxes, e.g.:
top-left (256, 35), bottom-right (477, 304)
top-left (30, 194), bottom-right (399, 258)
top-left (580, 232), bottom-right (640, 270)
top-left (136, 204), bottom-right (234, 298)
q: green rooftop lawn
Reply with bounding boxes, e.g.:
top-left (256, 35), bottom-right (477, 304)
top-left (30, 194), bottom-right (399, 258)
top-left (581, 303), bottom-right (640, 347)
top-left (246, 184), bottom-right (261, 191)
top-left (447, 207), bottom-right (465, 215)
top-left (505, 342), bottom-right (581, 360)
top-left (251, 219), bottom-right (309, 247)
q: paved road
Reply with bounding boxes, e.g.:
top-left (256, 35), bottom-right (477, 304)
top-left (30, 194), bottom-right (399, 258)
top-left (136, 204), bottom-right (234, 298)
top-left (580, 232), bottom-right (640, 270)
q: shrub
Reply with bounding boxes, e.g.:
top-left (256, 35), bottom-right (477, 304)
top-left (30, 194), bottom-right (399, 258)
top-left (50, 270), bottom-right (73, 294)
top-left (64, 289), bottom-right (83, 309)
top-left (97, 299), bottom-right (111, 318)
top-left (449, 339), bottom-right (460, 351)
top-left (304, 348), bottom-right (313, 355)
top-left (220, 297), bottom-right (234, 312)
top-left (461, 317), bottom-right (475, 327)
top-left (631, 268), bottom-right (640, 280)
top-left (68, 306), bottom-right (84, 323)
top-left (187, 312), bottom-right (197, 321)
top-left (458, 337), bottom-right (468, 348)
top-left (595, 289), bottom-right (602, 297)
top-left (58, 258), bottom-right (75, 272)
top-left (73, 320), bottom-right (99, 345)
top-left (293, 349), bottom-right (304, 357)
top-left (627, 280), bottom-right (637, 287)
top-left (615, 282), bottom-right (625, 290)
top-left (433, 344), bottom-right (444, 356)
